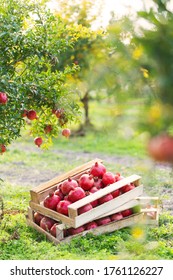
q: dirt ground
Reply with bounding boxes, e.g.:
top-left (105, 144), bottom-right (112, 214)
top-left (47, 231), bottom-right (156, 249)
top-left (0, 148), bottom-right (173, 215)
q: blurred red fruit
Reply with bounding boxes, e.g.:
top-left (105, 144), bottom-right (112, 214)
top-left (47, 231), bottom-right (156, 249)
top-left (0, 144), bottom-right (6, 154)
top-left (148, 134), bottom-right (173, 163)
top-left (34, 137), bottom-right (43, 147)
top-left (0, 92), bottom-right (8, 104)
top-left (62, 128), bottom-right (71, 138)
top-left (27, 109), bottom-right (38, 120)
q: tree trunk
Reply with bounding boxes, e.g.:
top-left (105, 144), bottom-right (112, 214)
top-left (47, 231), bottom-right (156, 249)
top-left (81, 91), bottom-right (91, 126)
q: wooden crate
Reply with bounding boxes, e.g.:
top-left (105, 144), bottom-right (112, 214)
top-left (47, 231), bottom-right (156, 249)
top-left (26, 206), bottom-right (144, 244)
top-left (29, 159), bottom-right (143, 228)
top-left (26, 194), bottom-right (159, 244)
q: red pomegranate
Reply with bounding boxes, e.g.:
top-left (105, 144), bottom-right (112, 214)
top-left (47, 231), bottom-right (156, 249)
top-left (56, 200), bottom-right (71, 216)
top-left (148, 134), bottom-right (173, 163)
top-left (43, 191), bottom-right (61, 210)
top-left (78, 203), bottom-right (93, 215)
top-left (68, 187), bottom-right (86, 203)
top-left (78, 174), bottom-right (94, 191)
top-left (54, 186), bottom-right (64, 200)
top-left (115, 173), bottom-right (124, 182)
top-left (122, 183), bottom-right (135, 193)
top-left (96, 216), bottom-right (111, 226)
top-left (0, 144), bottom-right (6, 154)
top-left (111, 188), bottom-right (120, 198)
top-left (27, 109), bottom-right (38, 120)
top-left (110, 212), bottom-right (123, 221)
top-left (50, 223), bottom-right (60, 237)
top-left (34, 137), bottom-right (43, 147)
top-left (121, 209), bottom-right (133, 217)
top-left (90, 162), bottom-right (106, 178)
top-left (102, 171), bottom-right (116, 187)
top-left (0, 92), bottom-right (8, 104)
top-left (44, 125), bottom-right (52, 134)
top-left (98, 193), bottom-right (113, 205)
top-left (60, 178), bottom-right (78, 195)
top-left (68, 226), bottom-right (85, 236)
top-left (85, 221), bottom-right (98, 230)
top-left (34, 212), bottom-right (44, 225)
top-left (62, 128), bottom-right (71, 138)
top-left (40, 217), bottom-right (55, 232)
top-left (93, 177), bottom-right (103, 189)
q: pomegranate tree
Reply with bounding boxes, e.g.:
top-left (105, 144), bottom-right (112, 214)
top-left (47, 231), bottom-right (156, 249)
top-left (0, 144), bottom-right (6, 154)
top-left (0, 1), bottom-right (81, 151)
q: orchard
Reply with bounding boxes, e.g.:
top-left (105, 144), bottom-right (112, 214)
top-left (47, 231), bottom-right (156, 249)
top-left (0, 0), bottom-right (173, 261)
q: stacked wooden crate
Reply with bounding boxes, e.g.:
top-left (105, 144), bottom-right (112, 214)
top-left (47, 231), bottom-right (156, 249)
top-left (26, 158), bottom-right (159, 244)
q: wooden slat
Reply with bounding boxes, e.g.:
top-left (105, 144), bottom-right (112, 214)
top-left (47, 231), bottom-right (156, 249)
top-left (26, 213), bottom-right (143, 245)
top-left (68, 174), bottom-right (141, 216)
top-left (29, 201), bottom-right (75, 227)
top-left (31, 158), bottom-right (102, 194)
top-left (98, 199), bottom-right (139, 218)
top-left (73, 185), bottom-right (143, 228)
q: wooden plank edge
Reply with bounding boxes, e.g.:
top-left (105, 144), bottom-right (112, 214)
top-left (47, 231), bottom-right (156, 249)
top-left (73, 185), bottom-right (144, 228)
top-left (29, 201), bottom-right (75, 227)
top-left (68, 175), bottom-right (141, 214)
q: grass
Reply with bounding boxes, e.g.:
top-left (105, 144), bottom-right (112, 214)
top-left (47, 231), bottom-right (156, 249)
top-left (0, 100), bottom-right (173, 260)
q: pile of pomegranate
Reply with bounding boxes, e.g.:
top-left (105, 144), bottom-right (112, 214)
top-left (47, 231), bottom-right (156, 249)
top-left (34, 207), bottom-right (134, 238)
top-left (33, 161), bottom-right (137, 238)
top-left (42, 161), bottom-right (136, 217)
